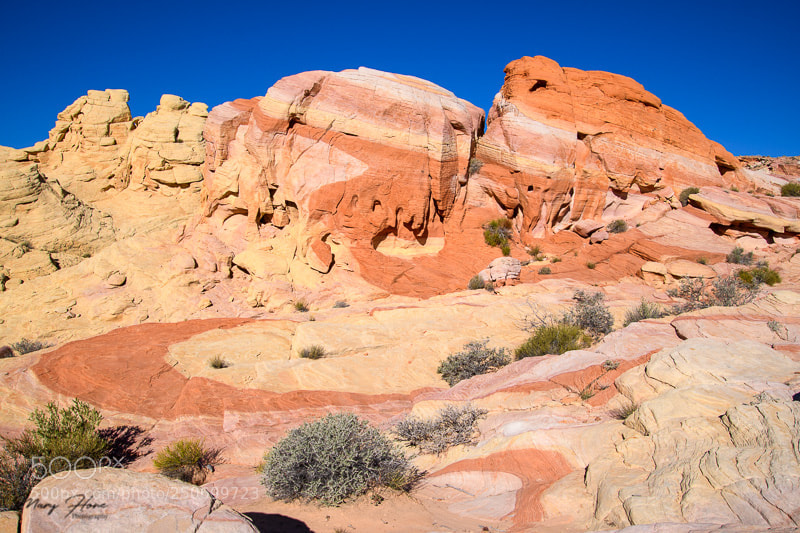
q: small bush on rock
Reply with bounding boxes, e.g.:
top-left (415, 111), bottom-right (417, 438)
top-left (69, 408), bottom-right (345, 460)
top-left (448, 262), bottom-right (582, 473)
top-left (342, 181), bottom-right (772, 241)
top-left (679, 187), bottom-right (700, 206)
top-left (153, 438), bottom-right (222, 485)
top-left (781, 182), bottom-right (800, 197)
top-left (11, 338), bottom-right (49, 355)
top-left (668, 275), bottom-right (758, 313)
top-left (299, 345), bottom-right (326, 360)
top-left (294, 300), bottom-right (309, 312)
top-left (467, 275), bottom-right (485, 290)
top-left (4, 399), bottom-right (109, 473)
top-left (261, 413), bottom-right (417, 506)
top-left (483, 218), bottom-right (512, 248)
top-left (563, 290), bottom-right (614, 338)
top-left (393, 404), bottom-right (487, 455)
top-left (538, 266), bottom-right (551, 275)
top-left (437, 340), bottom-right (510, 386)
top-left (515, 324), bottom-right (591, 360)
top-left (333, 300), bottom-right (349, 308)
top-left (737, 265), bottom-right (781, 287)
top-left (623, 299), bottom-right (665, 326)
top-left (606, 219), bottom-right (628, 233)
top-left (726, 246), bottom-right (754, 265)
top-left (209, 355), bottom-right (230, 369)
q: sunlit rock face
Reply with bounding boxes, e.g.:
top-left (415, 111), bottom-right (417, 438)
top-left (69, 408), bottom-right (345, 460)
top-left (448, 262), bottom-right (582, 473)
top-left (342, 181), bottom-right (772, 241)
top-left (201, 67), bottom-right (485, 269)
top-left (471, 55), bottom-right (754, 239)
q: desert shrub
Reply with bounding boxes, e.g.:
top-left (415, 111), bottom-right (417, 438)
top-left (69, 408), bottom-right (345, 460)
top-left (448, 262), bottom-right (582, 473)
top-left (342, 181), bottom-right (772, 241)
top-left (515, 323), bottom-right (591, 360)
top-left (780, 182), bottom-right (800, 197)
top-left (294, 300), bottom-right (309, 312)
top-left (538, 266), bottom-right (551, 275)
top-left (726, 246), bottom-right (754, 265)
top-left (484, 281), bottom-right (495, 293)
top-left (679, 186), bottom-right (700, 206)
top-left (11, 338), bottom-right (49, 355)
top-left (697, 257), bottom-right (708, 265)
top-left (668, 275), bottom-right (758, 313)
top-left (606, 219), bottom-right (628, 234)
top-left (468, 158), bottom-right (483, 175)
top-left (467, 275), bottom-right (485, 290)
top-left (299, 345), bottom-right (326, 360)
top-left (0, 451), bottom-right (36, 512)
top-left (261, 413), bottom-right (416, 505)
top-left (563, 290), bottom-right (614, 338)
top-left (527, 245), bottom-right (542, 257)
top-left (393, 404), bottom-right (487, 455)
top-left (4, 399), bottom-right (109, 474)
top-left (737, 265), bottom-right (781, 287)
top-left (483, 218), bottom-right (512, 248)
top-left (550, 256), bottom-right (562, 263)
top-left (153, 438), bottom-right (221, 485)
top-left (437, 340), bottom-right (510, 387)
top-left (587, 262), bottom-right (596, 269)
top-left (623, 299), bottom-right (665, 326)
top-left (209, 356), bottom-right (229, 369)
top-left (609, 401), bottom-right (639, 420)
top-left (500, 243), bottom-right (511, 256)
top-left (333, 300), bottom-right (349, 308)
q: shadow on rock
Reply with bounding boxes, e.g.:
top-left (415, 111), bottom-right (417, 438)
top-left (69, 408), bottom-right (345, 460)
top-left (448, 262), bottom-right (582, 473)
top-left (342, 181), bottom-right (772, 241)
top-left (99, 425), bottom-right (153, 466)
top-left (244, 512), bottom-right (314, 533)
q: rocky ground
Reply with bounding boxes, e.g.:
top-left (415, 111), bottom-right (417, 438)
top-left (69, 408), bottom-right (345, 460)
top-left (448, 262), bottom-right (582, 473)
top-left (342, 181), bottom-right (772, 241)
top-left (1, 56), bottom-right (799, 532)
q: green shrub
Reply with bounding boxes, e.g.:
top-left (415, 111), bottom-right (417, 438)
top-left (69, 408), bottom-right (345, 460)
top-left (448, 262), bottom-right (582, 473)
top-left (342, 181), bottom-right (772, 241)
top-left (780, 182), bottom-right (800, 197)
top-left (484, 281), bottom-right (495, 293)
top-left (538, 266), bottom-right (551, 275)
top-left (333, 300), bottom-right (349, 308)
top-left (623, 299), bottom-right (665, 326)
top-left (393, 404), bottom-right (487, 455)
top-left (563, 290), bottom-right (614, 338)
top-left (261, 413), bottom-right (416, 505)
top-left (606, 219), bottom-right (628, 234)
top-left (437, 340), bottom-right (510, 387)
top-left (0, 451), bottom-right (36, 512)
top-left (294, 300), bottom-right (309, 312)
top-left (586, 262), bottom-right (596, 269)
top-left (500, 243), bottom-right (511, 256)
top-left (209, 356), bottom-right (230, 369)
top-left (609, 401), bottom-right (639, 420)
top-left (11, 338), bottom-right (49, 355)
top-left (697, 257), bottom-right (708, 265)
top-left (299, 345), bottom-right (326, 360)
top-left (737, 266), bottom-right (781, 287)
top-left (467, 275), bottom-right (485, 290)
top-left (726, 246), bottom-right (754, 265)
top-left (4, 399), bottom-right (109, 473)
top-left (483, 218), bottom-right (512, 248)
top-left (550, 256), bottom-right (561, 263)
top-left (527, 245), bottom-right (542, 257)
top-left (679, 187), bottom-right (700, 206)
top-left (515, 324), bottom-right (591, 360)
top-left (153, 438), bottom-right (221, 485)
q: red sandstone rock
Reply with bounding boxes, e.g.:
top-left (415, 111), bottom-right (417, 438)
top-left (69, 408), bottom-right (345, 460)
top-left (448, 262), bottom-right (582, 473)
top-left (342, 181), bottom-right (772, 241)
top-left (471, 55), bottom-right (756, 240)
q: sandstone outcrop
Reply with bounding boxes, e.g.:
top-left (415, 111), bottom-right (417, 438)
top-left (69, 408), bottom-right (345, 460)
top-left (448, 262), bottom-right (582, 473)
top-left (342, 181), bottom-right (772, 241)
top-left (200, 68), bottom-right (484, 277)
top-left (21, 468), bottom-right (257, 532)
top-left (470, 56), bottom-right (763, 240)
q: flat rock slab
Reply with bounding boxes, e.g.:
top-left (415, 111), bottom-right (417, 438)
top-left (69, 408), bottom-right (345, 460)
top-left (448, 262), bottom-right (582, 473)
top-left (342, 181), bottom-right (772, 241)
top-left (21, 468), bottom-right (257, 532)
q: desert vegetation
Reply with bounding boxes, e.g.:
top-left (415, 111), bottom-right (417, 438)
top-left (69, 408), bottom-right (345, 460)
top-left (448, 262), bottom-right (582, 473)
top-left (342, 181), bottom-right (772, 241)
top-left (393, 404), bottom-right (487, 455)
top-left (299, 345), bottom-right (326, 360)
top-left (780, 182), bottom-right (800, 197)
top-left (153, 438), bottom-right (222, 485)
top-left (483, 218), bottom-right (512, 256)
top-left (10, 338), bottom-right (49, 355)
top-left (623, 299), bottom-right (665, 326)
top-left (208, 355), bottom-right (230, 369)
top-left (437, 340), bottom-right (510, 386)
top-left (261, 413), bottom-right (418, 505)
top-left (679, 186), bottom-right (700, 206)
top-left (606, 219), bottom-right (628, 233)
top-left (726, 246), bottom-right (754, 265)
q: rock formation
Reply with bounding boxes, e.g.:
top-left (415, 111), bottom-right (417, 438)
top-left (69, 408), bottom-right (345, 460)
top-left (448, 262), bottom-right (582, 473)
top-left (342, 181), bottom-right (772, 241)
top-left (21, 468), bottom-right (257, 532)
top-left (470, 56), bottom-right (773, 240)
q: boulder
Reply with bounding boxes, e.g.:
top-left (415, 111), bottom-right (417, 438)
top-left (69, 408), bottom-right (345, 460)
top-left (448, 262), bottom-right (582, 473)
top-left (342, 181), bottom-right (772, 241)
top-left (573, 219), bottom-right (605, 238)
top-left (665, 259), bottom-right (716, 279)
top-left (590, 230), bottom-right (609, 244)
top-left (20, 468), bottom-right (257, 532)
top-left (479, 256), bottom-right (522, 283)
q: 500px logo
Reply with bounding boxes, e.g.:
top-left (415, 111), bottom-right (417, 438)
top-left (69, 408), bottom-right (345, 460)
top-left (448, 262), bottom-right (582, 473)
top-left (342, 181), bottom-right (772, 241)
top-left (30, 456), bottom-right (125, 480)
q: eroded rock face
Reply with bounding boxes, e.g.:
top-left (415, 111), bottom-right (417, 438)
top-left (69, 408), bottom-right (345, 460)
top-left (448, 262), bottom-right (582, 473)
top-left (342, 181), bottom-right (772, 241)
top-left (20, 468), bottom-right (257, 532)
top-left (472, 56), bottom-right (757, 239)
top-left (201, 67), bottom-right (484, 269)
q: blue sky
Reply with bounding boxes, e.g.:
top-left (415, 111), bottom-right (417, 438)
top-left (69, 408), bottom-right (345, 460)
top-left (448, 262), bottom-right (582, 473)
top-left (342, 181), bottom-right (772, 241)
top-left (1, 0), bottom-right (797, 156)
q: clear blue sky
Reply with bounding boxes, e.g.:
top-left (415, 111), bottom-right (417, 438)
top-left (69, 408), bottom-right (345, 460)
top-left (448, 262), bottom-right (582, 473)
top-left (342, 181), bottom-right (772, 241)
top-left (1, 0), bottom-right (797, 156)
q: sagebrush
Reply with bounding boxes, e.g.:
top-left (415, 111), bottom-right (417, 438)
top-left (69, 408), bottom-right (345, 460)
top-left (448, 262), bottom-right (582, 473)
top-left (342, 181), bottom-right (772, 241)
top-left (483, 218), bottom-right (512, 248)
top-left (679, 187), bottom-right (700, 206)
top-left (11, 338), bottom-right (49, 355)
top-left (437, 340), bottom-right (510, 386)
top-left (606, 219), bottom-right (628, 233)
top-left (299, 345), bottom-right (326, 359)
top-left (261, 413), bottom-right (417, 506)
top-left (668, 275), bottom-right (758, 313)
top-left (726, 246), bottom-right (754, 265)
top-left (393, 404), bottom-right (487, 455)
top-left (562, 290), bottom-right (614, 338)
top-left (781, 182), bottom-right (800, 197)
top-left (515, 323), bottom-right (591, 360)
top-left (467, 275), bottom-right (485, 290)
